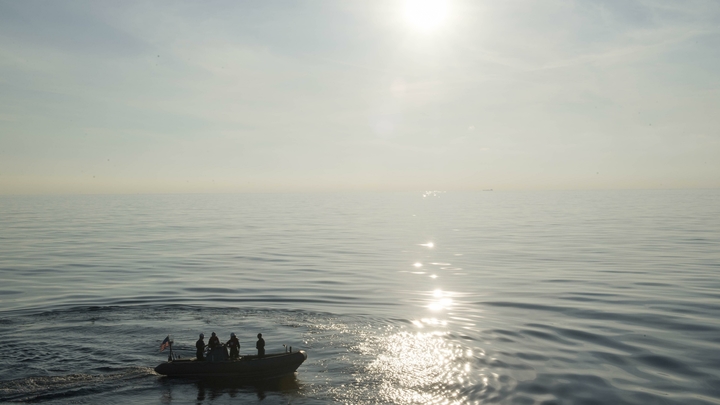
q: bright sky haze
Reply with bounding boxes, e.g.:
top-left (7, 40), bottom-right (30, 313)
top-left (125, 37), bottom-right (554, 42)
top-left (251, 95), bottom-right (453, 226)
top-left (1, 0), bottom-right (719, 194)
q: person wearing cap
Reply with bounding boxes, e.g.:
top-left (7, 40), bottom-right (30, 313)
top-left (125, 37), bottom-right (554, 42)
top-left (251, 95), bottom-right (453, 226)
top-left (256, 333), bottom-right (265, 357)
top-left (226, 332), bottom-right (240, 359)
top-left (208, 332), bottom-right (220, 349)
top-left (195, 333), bottom-right (206, 361)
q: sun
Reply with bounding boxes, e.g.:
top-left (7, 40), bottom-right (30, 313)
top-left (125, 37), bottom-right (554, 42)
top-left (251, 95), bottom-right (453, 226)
top-left (403, 0), bottom-right (449, 32)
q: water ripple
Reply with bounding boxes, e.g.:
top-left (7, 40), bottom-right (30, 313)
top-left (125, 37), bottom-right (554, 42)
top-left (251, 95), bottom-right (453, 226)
top-left (1, 191), bottom-right (720, 404)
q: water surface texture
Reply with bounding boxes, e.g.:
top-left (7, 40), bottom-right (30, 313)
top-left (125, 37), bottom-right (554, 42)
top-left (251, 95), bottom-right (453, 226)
top-left (1, 190), bottom-right (719, 404)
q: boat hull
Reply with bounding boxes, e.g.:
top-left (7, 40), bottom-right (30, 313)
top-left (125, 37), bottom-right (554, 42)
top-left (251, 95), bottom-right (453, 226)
top-left (154, 351), bottom-right (307, 379)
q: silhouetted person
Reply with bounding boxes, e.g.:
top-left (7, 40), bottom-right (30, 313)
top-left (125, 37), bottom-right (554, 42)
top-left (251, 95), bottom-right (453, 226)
top-left (208, 332), bottom-right (220, 349)
top-left (226, 332), bottom-right (240, 359)
top-left (196, 333), bottom-right (205, 361)
top-left (256, 333), bottom-right (265, 357)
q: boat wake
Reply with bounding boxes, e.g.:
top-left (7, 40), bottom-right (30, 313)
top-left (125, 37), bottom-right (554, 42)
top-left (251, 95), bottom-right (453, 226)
top-left (0, 367), bottom-right (155, 403)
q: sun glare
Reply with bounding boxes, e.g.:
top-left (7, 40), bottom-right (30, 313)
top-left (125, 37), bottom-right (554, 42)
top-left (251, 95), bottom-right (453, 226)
top-left (403, 0), bottom-right (449, 32)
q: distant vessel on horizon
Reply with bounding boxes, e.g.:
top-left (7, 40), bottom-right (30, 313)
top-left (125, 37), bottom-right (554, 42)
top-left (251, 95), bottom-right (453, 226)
top-left (483, 189), bottom-right (493, 191)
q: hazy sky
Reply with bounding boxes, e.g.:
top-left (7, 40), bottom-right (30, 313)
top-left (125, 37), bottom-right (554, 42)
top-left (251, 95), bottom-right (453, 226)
top-left (1, 0), bottom-right (719, 194)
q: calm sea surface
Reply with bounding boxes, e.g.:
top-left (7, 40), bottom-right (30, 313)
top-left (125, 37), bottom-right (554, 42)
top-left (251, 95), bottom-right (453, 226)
top-left (1, 190), bottom-right (719, 404)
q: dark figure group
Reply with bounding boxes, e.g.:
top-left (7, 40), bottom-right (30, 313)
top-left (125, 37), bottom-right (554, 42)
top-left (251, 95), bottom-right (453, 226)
top-left (194, 331), bottom-right (266, 361)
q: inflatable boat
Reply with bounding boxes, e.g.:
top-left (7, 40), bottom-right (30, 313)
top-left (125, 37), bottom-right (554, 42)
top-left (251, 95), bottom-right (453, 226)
top-left (154, 346), bottom-right (307, 379)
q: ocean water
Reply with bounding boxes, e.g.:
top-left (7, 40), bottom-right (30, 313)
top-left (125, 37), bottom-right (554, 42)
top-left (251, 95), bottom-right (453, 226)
top-left (0, 190), bottom-right (719, 404)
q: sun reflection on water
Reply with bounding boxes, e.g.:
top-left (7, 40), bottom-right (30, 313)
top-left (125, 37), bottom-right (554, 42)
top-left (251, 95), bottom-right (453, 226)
top-left (300, 308), bottom-right (511, 404)
top-left (333, 285), bottom-right (504, 404)
top-left (428, 289), bottom-right (453, 311)
top-left (359, 330), bottom-right (479, 405)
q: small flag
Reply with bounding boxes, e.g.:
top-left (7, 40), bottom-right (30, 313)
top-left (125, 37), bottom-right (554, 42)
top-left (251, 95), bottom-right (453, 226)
top-left (160, 335), bottom-right (171, 352)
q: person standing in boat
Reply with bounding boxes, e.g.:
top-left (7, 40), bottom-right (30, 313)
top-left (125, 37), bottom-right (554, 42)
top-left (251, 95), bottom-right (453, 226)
top-left (226, 332), bottom-right (240, 359)
top-left (256, 333), bottom-right (265, 357)
top-left (196, 333), bottom-right (206, 361)
top-left (208, 332), bottom-right (220, 349)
